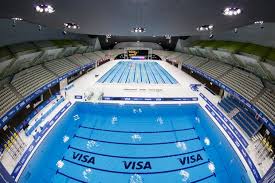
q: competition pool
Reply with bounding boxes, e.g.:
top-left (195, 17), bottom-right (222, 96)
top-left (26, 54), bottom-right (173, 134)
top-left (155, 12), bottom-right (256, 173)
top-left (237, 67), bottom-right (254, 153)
top-left (19, 103), bottom-right (250, 183)
top-left (97, 61), bottom-right (178, 84)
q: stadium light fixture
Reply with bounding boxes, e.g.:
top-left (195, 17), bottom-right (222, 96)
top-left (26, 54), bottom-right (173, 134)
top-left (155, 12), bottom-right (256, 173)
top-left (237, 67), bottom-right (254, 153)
top-left (11, 17), bottom-right (23, 21)
top-left (223, 7), bottom-right (242, 16)
top-left (254, 21), bottom-right (264, 25)
top-left (35, 4), bottom-right (55, 14)
top-left (11, 17), bottom-right (23, 27)
top-left (254, 21), bottom-right (264, 29)
top-left (196, 24), bottom-right (214, 32)
top-left (64, 22), bottom-right (80, 29)
top-left (131, 27), bottom-right (146, 33)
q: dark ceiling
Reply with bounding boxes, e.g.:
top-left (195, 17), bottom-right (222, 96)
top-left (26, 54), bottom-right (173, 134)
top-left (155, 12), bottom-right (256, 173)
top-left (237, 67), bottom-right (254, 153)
top-left (1, 0), bottom-right (275, 37)
top-left (97, 35), bottom-right (188, 50)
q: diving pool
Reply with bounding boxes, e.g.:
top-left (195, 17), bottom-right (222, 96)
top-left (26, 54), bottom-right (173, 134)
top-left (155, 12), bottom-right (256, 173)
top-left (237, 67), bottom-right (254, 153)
top-left (97, 61), bottom-right (178, 84)
top-left (19, 103), bottom-right (250, 183)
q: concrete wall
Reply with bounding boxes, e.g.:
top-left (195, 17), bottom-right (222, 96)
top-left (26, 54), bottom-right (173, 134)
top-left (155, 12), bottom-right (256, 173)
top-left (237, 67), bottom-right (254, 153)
top-left (114, 42), bottom-right (163, 50)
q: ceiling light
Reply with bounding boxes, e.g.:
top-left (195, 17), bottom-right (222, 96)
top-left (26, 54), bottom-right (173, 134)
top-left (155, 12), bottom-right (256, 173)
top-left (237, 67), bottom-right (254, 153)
top-left (196, 24), bottom-right (214, 32)
top-left (223, 7), bottom-right (242, 16)
top-left (11, 17), bottom-right (23, 21)
top-left (131, 27), bottom-right (146, 33)
top-left (254, 21), bottom-right (264, 25)
top-left (64, 22), bottom-right (80, 29)
top-left (35, 4), bottom-right (55, 14)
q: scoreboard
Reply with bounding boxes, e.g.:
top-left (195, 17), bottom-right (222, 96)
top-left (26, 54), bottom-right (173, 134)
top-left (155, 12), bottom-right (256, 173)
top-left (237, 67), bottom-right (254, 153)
top-left (124, 47), bottom-right (152, 60)
top-left (127, 50), bottom-right (149, 58)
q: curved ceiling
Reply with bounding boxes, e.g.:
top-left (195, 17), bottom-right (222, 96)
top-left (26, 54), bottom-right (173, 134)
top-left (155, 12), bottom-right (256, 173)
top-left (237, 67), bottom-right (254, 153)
top-left (1, 0), bottom-right (275, 36)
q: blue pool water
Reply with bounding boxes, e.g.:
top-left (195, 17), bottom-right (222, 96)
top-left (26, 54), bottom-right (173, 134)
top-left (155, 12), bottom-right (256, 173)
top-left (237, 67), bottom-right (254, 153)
top-left (19, 103), bottom-right (250, 183)
top-left (97, 61), bottom-right (178, 84)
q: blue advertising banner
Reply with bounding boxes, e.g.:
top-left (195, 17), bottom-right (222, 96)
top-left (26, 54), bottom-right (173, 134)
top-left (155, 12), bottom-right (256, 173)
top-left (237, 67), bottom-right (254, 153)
top-left (74, 95), bottom-right (83, 99)
top-left (25, 97), bottom-right (65, 136)
top-left (183, 64), bottom-right (275, 135)
top-left (11, 102), bottom-right (72, 179)
top-left (199, 93), bottom-right (248, 148)
top-left (260, 163), bottom-right (274, 183)
top-left (0, 163), bottom-right (15, 183)
top-left (102, 96), bottom-right (198, 101)
top-left (205, 104), bottom-right (261, 182)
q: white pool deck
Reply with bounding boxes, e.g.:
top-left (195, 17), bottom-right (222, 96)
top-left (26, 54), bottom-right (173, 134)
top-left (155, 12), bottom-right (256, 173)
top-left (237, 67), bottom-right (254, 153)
top-left (1, 59), bottom-right (273, 182)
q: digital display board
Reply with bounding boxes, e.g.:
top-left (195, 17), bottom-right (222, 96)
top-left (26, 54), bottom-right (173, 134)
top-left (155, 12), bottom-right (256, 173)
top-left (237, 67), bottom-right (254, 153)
top-left (127, 50), bottom-right (149, 58)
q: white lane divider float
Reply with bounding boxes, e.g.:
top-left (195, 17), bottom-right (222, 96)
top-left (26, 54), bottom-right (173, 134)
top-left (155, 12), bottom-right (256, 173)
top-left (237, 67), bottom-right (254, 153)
top-left (73, 114), bottom-right (80, 121)
top-left (131, 134), bottom-right (142, 142)
top-left (87, 140), bottom-right (98, 150)
top-left (56, 160), bottom-right (64, 169)
top-left (133, 108), bottom-right (142, 114)
top-left (204, 137), bottom-right (210, 146)
top-left (195, 116), bottom-right (200, 123)
top-left (176, 141), bottom-right (187, 152)
top-left (63, 135), bottom-right (70, 143)
top-left (156, 117), bottom-right (164, 125)
top-left (179, 170), bottom-right (190, 182)
top-left (130, 174), bottom-right (143, 183)
top-left (208, 161), bottom-right (215, 173)
top-left (111, 116), bottom-right (118, 125)
top-left (82, 168), bottom-right (92, 181)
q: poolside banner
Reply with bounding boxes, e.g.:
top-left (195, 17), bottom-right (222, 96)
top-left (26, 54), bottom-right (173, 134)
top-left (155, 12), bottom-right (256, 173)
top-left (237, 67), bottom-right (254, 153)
top-left (183, 64), bottom-right (275, 136)
top-left (11, 102), bottom-right (72, 179)
top-left (205, 104), bottom-right (261, 182)
top-left (199, 93), bottom-right (248, 148)
top-left (74, 95), bottom-right (83, 100)
top-left (0, 163), bottom-right (15, 183)
top-left (102, 96), bottom-right (198, 101)
top-left (260, 163), bottom-right (275, 183)
top-left (0, 63), bottom-right (95, 130)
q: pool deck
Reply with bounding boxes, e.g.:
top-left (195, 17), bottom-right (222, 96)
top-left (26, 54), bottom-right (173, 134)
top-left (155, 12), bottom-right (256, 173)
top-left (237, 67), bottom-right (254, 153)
top-left (2, 59), bottom-right (272, 183)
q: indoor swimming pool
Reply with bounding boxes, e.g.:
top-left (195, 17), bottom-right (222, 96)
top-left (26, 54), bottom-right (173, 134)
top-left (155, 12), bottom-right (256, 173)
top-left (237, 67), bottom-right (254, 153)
top-left (19, 103), bottom-right (250, 183)
top-left (97, 61), bottom-right (178, 84)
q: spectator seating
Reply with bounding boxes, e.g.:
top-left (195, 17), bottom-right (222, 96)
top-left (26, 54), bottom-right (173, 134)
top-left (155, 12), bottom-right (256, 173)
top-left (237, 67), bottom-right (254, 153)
top-left (51, 40), bottom-right (78, 58)
top-left (84, 52), bottom-right (102, 61)
top-left (94, 51), bottom-right (106, 60)
top-left (73, 41), bottom-right (89, 54)
top-left (220, 68), bottom-right (264, 101)
top-left (0, 85), bottom-right (20, 117)
top-left (166, 52), bottom-right (183, 60)
top-left (33, 41), bottom-right (63, 64)
top-left (198, 60), bottom-right (233, 79)
top-left (7, 42), bottom-right (42, 73)
top-left (218, 96), bottom-right (262, 138)
top-left (102, 49), bottom-right (124, 60)
top-left (67, 54), bottom-right (95, 66)
top-left (44, 58), bottom-right (78, 77)
top-left (256, 89), bottom-right (275, 122)
top-left (11, 65), bottom-right (56, 97)
top-left (0, 46), bottom-right (14, 78)
top-left (182, 56), bottom-right (208, 67)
